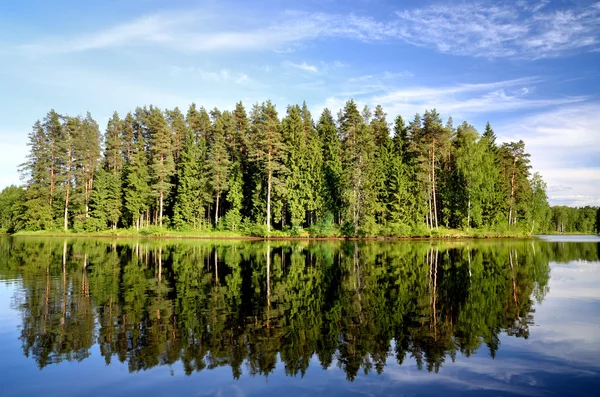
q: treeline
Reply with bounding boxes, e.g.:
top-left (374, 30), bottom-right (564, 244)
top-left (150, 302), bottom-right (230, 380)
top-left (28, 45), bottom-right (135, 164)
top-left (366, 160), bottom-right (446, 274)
top-left (550, 206), bottom-right (599, 234)
top-left (3, 100), bottom-right (558, 235)
top-left (2, 238), bottom-right (582, 378)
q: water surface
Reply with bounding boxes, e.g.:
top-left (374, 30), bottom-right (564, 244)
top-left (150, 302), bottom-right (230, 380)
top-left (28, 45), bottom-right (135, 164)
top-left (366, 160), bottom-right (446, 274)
top-left (0, 236), bottom-right (599, 396)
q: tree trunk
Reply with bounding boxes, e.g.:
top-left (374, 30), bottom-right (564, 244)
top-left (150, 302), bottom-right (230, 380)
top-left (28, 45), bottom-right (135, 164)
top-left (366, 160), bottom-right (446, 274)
top-left (509, 156), bottom-right (517, 227)
top-left (215, 191), bottom-right (220, 225)
top-left (267, 163), bottom-right (272, 234)
top-left (159, 191), bottom-right (163, 227)
top-left (63, 186), bottom-right (70, 231)
top-left (467, 194), bottom-right (471, 228)
top-left (432, 139), bottom-right (438, 229)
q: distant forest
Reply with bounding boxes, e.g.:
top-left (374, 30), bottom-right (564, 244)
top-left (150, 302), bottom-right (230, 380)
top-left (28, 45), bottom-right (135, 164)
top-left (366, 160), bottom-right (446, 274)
top-left (0, 100), bottom-right (598, 236)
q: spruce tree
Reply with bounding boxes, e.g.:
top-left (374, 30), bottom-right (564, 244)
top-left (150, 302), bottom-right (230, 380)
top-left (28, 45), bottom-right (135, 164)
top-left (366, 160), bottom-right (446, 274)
top-left (339, 100), bottom-right (377, 235)
top-left (282, 104), bottom-right (305, 227)
top-left (317, 109), bottom-right (342, 224)
top-left (173, 130), bottom-right (208, 229)
top-left (207, 111), bottom-right (231, 225)
top-left (124, 137), bottom-right (151, 229)
top-left (105, 112), bottom-right (124, 175)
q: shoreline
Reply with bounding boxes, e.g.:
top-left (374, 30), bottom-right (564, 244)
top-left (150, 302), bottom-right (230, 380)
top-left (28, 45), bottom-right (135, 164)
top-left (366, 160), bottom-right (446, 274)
top-left (5, 231), bottom-right (534, 241)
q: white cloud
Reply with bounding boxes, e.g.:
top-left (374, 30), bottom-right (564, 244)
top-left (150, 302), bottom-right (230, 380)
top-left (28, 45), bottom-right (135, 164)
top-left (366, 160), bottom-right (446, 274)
top-left (394, 2), bottom-right (600, 58)
top-left (18, 11), bottom-right (390, 55)
top-left (20, 3), bottom-right (599, 59)
top-left (497, 103), bottom-right (600, 207)
top-left (370, 77), bottom-right (585, 119)
top-left (282, 61), bottom-right (319, 73)
top-left (169, 66), bottom-right (252, 84)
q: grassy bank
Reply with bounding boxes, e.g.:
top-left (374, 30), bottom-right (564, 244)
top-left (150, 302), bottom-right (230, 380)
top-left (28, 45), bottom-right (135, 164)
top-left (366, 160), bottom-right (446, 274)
top-left (9, 225), bottom-right (532, 239)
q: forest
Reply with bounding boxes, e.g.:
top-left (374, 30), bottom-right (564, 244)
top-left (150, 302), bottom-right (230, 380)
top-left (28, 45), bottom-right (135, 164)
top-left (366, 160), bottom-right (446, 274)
top-left (0, 100), bottom-right (598, 236)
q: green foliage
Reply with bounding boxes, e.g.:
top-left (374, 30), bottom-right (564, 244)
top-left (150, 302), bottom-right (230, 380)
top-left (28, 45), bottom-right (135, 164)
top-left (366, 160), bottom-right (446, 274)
top-left (0, 185), bottom-right (24, 232)
top-left (88, 169), bottom-right (121, 230)
top-left (13, 102), bottom-right (564, 237)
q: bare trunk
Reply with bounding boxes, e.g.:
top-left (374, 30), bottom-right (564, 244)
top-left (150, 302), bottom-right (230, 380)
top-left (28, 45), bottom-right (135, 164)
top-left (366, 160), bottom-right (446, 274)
top-left (159, 191), bottom-right (163, 227)
top-left (214, 191), bottom-right (220, 225)
top-left (63, 187), bottom-right (70, 231)
top-left (509, 156), bottom-right (517, 227)
top-left (467, 194), bottom-right (471, 228)
top-left (50, 138), bottom-right (55, 207)
top-left (267, 165), bottom-right (272, 234)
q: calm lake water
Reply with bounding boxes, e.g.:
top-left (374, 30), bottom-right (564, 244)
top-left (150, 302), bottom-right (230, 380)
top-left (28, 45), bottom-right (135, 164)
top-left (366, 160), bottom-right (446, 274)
top-left (1, 236), bottom-right (599, 396)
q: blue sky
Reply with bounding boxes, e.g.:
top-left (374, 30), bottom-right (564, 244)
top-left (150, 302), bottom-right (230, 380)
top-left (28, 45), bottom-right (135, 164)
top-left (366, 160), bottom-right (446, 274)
top-left (1, 0), bottom-right (599, 206)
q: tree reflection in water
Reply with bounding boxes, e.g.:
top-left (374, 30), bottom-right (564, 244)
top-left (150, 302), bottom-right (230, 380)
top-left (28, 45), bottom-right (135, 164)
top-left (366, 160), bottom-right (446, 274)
top-left (1, 237), bottom-right (597, 381)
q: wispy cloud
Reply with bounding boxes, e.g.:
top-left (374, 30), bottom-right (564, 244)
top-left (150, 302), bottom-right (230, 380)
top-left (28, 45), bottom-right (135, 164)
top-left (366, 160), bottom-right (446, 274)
top-left (20, 3), bottom-right (599, 59)
top-left (395, 2), bottom-right (600, 59)
top-left (169, 66), bottom-right (252, 84)
top-left (18, 10), bottom-right (389, 55)
top-left (370, 77), bottom-right (585, 118)
top-left (282, 61), bottom-right (319, 73)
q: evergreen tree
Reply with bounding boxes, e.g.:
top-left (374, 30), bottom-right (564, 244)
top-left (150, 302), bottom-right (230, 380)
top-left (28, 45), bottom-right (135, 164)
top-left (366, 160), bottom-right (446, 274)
top-left (19, 120), bottom-right (53, 229)
top-left (317, 109), bottom-right (342, 224)
top-left (88, 168), bottom-right (121, 230)
top-left (124, 136), bottom-right (151, 229)
top-left (224, 161), bottom-right (244, 231)
top-left (499, 141), bottom-right (531, 228)
top-left (121, 112), bottom-right (136, 164)
top-left (173, 130), bottom-right (208, 229)
top-left (339, 100), bottom-right (377, 235)
top-left (60, 116), bottom-right (78, 230)
top-left (282, 104), bottom-right (305, 227)
top-left (249, 101), bottom-right (286, 233)
top-left (148, 106), bottom-right (175, 227)
top-left (105, 112), bottom-right (124, 175)
top-left (207, 111), bottom-right (231, 226)
top-left (167, 107), bottom-right (187, 165)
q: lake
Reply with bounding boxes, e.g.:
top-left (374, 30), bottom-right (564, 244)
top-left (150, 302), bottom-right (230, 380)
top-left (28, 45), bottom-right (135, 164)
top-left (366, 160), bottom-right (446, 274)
top-left (0, 236), bottom-right (599, 396)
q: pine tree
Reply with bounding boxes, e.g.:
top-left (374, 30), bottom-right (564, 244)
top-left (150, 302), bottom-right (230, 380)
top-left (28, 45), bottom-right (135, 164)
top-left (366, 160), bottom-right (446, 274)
top-left (167, 107), bottom-right (187, 165)
top-left (499, 141), bottom-right (531, 228)
top-left (148, 106), bottom-right (175, 227)
top-left (60, 116), bottom-right (78, 230)
top-left (249, 101), bottom-right (286, 233)
top-left (77, 113), bottom-right (101, 222)
top-left (121, 112), bottom-right (136, 164)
